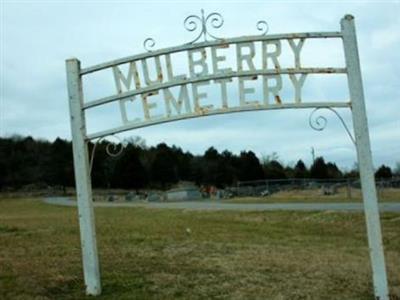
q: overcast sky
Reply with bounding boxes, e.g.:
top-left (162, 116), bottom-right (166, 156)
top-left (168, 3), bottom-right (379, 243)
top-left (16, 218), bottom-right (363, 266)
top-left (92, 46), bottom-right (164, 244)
top-left (1, 0), bottom-right (399, 169)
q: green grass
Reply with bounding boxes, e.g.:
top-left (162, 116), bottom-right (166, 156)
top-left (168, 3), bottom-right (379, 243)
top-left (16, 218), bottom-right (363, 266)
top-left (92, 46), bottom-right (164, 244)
top-left (0, 197), bottom-right (399, 299)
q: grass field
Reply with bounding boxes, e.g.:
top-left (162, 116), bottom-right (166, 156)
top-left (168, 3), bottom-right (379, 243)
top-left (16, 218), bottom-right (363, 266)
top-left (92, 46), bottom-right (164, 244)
top-left (0, 198), bottom-right (399, 299)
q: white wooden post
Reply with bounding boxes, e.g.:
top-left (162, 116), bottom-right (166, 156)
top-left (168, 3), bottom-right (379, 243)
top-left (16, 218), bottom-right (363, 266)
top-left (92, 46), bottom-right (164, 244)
top-left (66, 58), bottom-right (102, 296)
top-left (341, 15), bottom-right (389, 300)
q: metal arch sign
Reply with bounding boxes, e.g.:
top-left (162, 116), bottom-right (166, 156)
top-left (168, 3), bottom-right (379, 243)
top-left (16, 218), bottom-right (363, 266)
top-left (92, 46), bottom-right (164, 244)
top-left (66, 12), bottom-right (389, 299)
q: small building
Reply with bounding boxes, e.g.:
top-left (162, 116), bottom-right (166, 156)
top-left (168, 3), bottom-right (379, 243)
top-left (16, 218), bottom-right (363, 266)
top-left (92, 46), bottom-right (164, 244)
top-left (166, 182), bottom-right (202, 201)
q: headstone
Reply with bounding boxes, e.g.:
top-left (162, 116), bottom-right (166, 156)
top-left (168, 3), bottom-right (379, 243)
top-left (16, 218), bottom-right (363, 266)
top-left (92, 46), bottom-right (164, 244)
top-left (260, 189), bottom-right (271, 197)
top-left (147, 192), bottom-right (162, 202)
top-left (166, 183), bottom-right (202, 201)
top-left (125, 192), bottom-right (136, 202)
top-left (321, 185), bottom-right (337, 195)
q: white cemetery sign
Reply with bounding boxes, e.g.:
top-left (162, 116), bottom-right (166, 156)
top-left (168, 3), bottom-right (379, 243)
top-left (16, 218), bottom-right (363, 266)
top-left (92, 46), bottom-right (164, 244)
top-left (66, 12), bottom-right (389, 299)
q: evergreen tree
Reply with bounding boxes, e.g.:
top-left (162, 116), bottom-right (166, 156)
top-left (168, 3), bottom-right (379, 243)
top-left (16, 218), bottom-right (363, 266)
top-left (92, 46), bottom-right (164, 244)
top-left (238, 151), bottom-right (264, 181)
top-left (201, 147), bottom-right (221, 185)
top-left (112, 145), bottom-right (148, 189)
top-left (326, 162), bottom-right (342, 178)
top-left (150, 143), bottom-right (178, 187)
top-left (293, 160), bottom-right (308, 178)
top-left (264, 160), bottom-right (287, 179)
top-left (310, 157), bottom-right (328, 179)
top-left (219, 150), bottom-right (238, 186)
top-left (47, 138), bottom-right (74, 188)
top-left (375, 165), bottom-right (392, 179)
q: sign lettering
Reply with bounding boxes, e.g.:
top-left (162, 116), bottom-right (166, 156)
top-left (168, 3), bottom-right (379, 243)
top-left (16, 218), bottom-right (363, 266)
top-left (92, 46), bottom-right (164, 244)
top-left (111, 39), bottom-right (312, 125)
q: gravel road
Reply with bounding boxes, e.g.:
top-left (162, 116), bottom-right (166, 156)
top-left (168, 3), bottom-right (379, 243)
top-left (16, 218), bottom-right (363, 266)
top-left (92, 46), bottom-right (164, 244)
top-left (43, 197), bottom-right (400, 212)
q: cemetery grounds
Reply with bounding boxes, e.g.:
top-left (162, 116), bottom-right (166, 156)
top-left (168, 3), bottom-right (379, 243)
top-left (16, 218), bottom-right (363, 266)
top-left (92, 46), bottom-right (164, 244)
top-left (0, 189), bottom-right (399, 299)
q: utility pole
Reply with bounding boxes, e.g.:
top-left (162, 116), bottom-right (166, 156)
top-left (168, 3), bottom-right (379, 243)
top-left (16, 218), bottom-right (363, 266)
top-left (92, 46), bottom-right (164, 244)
top-left (311, 147), bottom-right (316, 163)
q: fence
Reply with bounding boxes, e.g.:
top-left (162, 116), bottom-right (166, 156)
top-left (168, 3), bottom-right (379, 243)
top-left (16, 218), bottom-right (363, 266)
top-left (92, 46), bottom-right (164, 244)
top-left (228, 177), bottom-right (400, 199)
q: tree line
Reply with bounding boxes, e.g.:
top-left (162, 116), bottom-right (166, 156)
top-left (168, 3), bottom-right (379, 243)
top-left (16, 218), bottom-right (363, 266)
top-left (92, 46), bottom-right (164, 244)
top-left (0, 135), bottom-right (397, 190)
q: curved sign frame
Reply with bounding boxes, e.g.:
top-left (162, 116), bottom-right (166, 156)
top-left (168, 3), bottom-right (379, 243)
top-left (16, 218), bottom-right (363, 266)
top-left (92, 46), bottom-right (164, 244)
top-left (66, 12), bottom-right (389, 299)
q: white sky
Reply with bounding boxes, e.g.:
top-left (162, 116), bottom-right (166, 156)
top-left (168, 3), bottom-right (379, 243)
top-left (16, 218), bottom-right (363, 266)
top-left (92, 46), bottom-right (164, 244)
top-left (1, 0), bottom-right (399, 169)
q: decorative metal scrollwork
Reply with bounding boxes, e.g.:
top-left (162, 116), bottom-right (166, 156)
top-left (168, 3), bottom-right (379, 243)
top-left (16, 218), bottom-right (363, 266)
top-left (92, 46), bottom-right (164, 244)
top-left (143, 38), bottom-right (156, 52)
top-left (184, 9), bottom-right (224, 43)
top-left (142, 10), bottom-right (269, 48)
top-left (183, 10), bottom-right (269, 44)
top-left (256, 20), bottom-right (269, 35)
top-left (89, 135), bottom-right (126, 174)
top-left (309, 107), bottom-right (356, 145)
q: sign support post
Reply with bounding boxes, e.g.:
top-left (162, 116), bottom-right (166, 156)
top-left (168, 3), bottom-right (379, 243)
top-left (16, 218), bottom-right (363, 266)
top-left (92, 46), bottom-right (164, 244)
top-left (341, 15), bottom-right (389, 300)
top-left (66, 58), bottom-right (101, 296)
